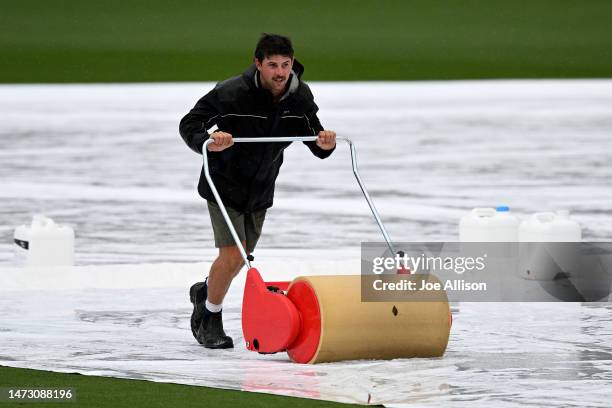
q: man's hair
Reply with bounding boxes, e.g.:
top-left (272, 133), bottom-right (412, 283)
top-left (254, 33), bottom-right (294, 62)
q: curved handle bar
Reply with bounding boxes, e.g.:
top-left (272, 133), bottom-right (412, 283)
top-left (202, 136), bottom-right (396, 268)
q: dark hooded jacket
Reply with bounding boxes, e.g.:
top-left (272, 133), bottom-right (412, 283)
top-left (179, 60), bottom-right (334, 212)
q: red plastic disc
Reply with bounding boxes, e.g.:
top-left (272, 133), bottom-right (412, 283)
top-left (286, 280), bottom-right (321, 364)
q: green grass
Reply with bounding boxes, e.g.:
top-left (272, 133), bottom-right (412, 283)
top-left (0, 0), bottom-right (611, 82)
top-left (0, 365), bottom-right (367, 408)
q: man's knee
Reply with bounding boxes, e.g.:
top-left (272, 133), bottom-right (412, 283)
top-left (218, 245), bottom-right (245, 269)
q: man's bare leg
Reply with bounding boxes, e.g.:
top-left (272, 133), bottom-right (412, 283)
top-left (207, 242), bottom-right (246, 305)
top-left (196, 243), bottom-right (247, 349)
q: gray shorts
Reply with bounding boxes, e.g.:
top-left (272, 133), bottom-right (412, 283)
top-left (207, 200), bottom-right (266, 254)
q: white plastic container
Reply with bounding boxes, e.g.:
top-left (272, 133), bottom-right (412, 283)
top-left (518, 210), bottom-right (581, 242)
top-left (459, 206), bottom-right (520, 242)
top-left (14, 215), bottom-right (75, 267)
top-left (518, 211), bottom-right (581, 280)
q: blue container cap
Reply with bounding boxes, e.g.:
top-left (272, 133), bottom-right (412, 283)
top-left (496, 206), bottom-right (510, 212)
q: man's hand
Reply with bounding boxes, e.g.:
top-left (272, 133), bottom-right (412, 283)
top-left (207, 131), bottom-right (234, 152)
top-left (316, 130), bottom-right (336, 150)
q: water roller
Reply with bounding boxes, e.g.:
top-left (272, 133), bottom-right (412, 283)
top-left (202, 136), bottom-right (452, 363)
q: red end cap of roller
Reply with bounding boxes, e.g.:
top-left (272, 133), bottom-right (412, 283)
top-left (286, 280), bottom-right (322, 364)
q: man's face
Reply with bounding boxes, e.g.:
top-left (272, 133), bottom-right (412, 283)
top-left (255, 54), bottom-right (294, 97)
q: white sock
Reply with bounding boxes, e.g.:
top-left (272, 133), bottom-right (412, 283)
top-left (205, 299), bottom-right (223, 313)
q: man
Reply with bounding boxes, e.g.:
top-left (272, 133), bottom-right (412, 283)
top-left (179, 33), bottom-right (336, 349)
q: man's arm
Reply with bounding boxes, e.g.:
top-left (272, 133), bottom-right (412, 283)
top-left (179, 89), bottom-right (222, 154)
top-left (303, 105), bottom-right (336, 159)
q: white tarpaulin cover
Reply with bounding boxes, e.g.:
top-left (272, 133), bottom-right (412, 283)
top-left (1, 81), bottom-right (611, 406)
top-left (1, 256), bottom-right (611, 407)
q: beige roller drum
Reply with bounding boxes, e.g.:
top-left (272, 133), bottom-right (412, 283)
top-left (285, 274), bottom-right (452, 364)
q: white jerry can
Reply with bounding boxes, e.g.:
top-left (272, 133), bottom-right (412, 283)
top-left (518, 210), bottom-right (581, 242)
top-left (459, 206), bottom-right (520, 242)
top-left (13, 215), bottom-right (75, 267)
top-left (518, 211), bottom-right (582, 280)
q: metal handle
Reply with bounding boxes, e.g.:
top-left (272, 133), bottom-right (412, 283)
top-left (202, 136), bottom-right (396, 268)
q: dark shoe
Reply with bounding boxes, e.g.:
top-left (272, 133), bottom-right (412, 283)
top-left (189, 281), bottom-right (207, 343)
top-left (198, 311), bottom-right (234, 349)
